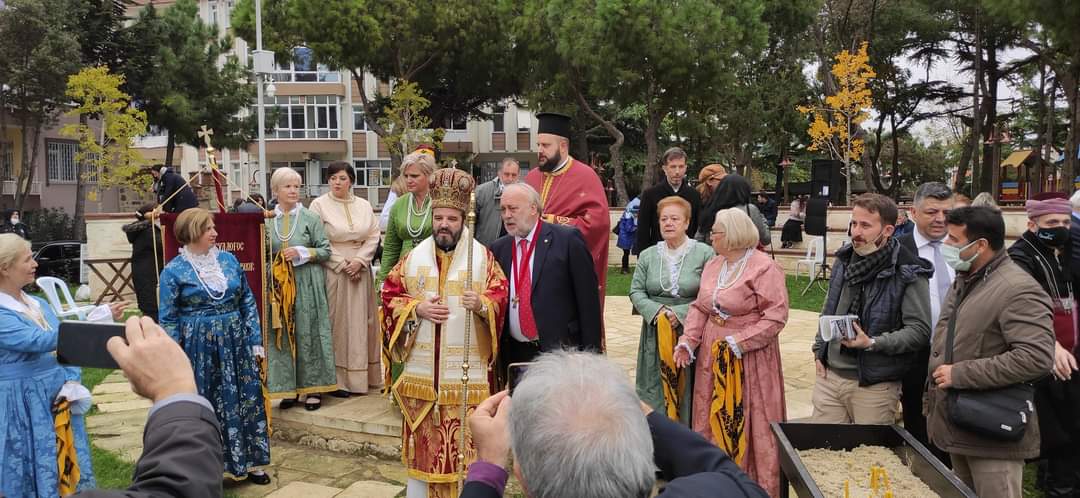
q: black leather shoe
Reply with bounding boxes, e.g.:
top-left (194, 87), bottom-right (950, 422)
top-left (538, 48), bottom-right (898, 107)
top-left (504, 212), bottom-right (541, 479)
top-left (278, 397), bottom-right (299, 410)
top-left (247, 471), bottom-right (271, 485)
top-left (329, 389), bottom-right (351, 398)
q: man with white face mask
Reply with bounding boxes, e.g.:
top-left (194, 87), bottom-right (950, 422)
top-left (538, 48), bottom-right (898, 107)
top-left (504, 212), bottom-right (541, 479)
top-left (811, 193), bottom-right (932, 424)
top-left (925, 206), bottom-right (1055, 498)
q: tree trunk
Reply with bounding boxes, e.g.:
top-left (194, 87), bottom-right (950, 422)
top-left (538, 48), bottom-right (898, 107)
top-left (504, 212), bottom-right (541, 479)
top-left (1064, 73), bottom-right (1079, 194)
top-left (954, 129), bottom-right (975, 193)
top-left (971, 8), bottom-right (983, 196)
top-left (1034, 64), bottom-right (1048, 194)
top-left (165, 129), bottom-right (176, 170)
top-left (573, 86), bottom-right (628, 206)
top-left (15, 122), bottom-right (42, 215)
top-left (640, 103), bottom-right (665, 192)
top-left (980, 42), bottom-right (1000, 197)
top-left (72, 114), bottom-right (89, 241)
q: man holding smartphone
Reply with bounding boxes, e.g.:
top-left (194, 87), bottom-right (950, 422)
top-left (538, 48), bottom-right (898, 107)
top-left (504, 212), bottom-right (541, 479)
top-left (810, 193), bottom-right (932, 424)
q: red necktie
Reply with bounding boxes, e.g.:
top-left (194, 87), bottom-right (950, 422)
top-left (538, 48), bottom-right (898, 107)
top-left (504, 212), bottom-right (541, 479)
top-left (516, 238), bottom-right (538, 340)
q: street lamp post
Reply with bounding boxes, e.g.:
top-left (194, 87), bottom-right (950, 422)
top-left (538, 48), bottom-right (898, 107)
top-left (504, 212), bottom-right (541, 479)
top-left (251, 0), bottom-right (274, 200)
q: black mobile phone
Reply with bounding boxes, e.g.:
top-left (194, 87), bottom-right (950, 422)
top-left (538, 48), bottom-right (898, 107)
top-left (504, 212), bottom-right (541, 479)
top-left (507, 362), bottom-right (533, 396)
top-left (57, 321), bottom-right (125, 369)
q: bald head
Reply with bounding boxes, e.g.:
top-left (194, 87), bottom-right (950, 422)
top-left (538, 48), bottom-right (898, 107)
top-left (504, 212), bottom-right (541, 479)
top-left (501, 183), bottom-right (543, 238)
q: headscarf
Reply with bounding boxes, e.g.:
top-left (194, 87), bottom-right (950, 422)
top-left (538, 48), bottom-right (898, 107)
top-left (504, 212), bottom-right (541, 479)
top-left (1025, 194), bottom-right (1071, 219)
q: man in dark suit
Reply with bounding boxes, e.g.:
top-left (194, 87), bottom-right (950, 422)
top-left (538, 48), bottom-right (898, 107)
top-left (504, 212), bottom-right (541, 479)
top-left (490, 183), bottom-right (602, 367)
top-left (633, 147), bottom-right (701, 255)
top-left (70, 316), bottom-right (223, 497)
top-left (460, 351), bottom-right (768, 498)
top-left (897, 182), bottom-right (954, 466)
top-left (149, 164), bottom-right (199, 214)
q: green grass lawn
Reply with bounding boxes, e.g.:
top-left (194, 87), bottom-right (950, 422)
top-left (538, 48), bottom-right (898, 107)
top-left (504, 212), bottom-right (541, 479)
top-left (606, 266), bottom-right (827, 314)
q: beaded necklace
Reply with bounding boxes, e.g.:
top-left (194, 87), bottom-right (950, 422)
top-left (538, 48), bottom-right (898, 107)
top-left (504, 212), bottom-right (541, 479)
top-left (181, 247), bottom-right (227, 301)
top-left (657, 238), bottom-right (691, 297)
top-left (406, 192), bottom-right (432, 239)
top-left (711, 248), bottom-right (753, 316)
top-left (273, 205), bottom-right (301, 242)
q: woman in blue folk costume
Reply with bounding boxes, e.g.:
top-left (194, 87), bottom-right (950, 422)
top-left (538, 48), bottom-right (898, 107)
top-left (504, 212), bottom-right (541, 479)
top-left (158, 208), bottom-right (272, 485)
top-left (0, 233), bottom-right (124, 496)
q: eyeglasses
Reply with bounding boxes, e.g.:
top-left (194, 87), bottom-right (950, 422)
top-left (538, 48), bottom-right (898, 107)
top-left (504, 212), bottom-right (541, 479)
top-left (709, 231), bottom-right (726, 238)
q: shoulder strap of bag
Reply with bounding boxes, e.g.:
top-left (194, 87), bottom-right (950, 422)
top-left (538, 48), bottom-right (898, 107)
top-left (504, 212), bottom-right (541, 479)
top-left (945, 305), bottom-right (957, 365)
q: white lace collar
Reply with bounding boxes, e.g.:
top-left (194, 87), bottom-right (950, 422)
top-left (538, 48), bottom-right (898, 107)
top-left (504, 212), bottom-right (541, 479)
top-left (274, 203), bottom-right (303, 218)
top-left (180, 246), bottom-right (228, 295)
top-left (0, 290), bottom-right (49, 329)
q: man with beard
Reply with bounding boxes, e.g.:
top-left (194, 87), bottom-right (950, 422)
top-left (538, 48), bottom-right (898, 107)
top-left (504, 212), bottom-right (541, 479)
top-left (524, 112), bottom-right (611, 309)
top-left (811, 193), bottom-right (933, 424)
top-left (1006, 193), bottom-right (1080, 498)
top-left (380, 168), bottom-right (509, 498)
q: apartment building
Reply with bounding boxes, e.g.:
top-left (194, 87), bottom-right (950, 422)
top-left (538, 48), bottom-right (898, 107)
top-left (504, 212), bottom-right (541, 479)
top-left (0, 112), bottom-right (131, 214)
top-left (131, 0), bottom-right (540, 210)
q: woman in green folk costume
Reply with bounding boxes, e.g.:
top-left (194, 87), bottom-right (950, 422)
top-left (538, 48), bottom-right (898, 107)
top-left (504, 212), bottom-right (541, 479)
top-left (267, 167), bottom-right (336, 411)
top-left (377, 148), bottom-right (436, 282)
top-left (630, 196), bottom-right (714, 423)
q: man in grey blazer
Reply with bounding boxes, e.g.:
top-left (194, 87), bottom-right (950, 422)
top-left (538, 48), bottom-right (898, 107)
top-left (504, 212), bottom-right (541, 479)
top-left (475, 158), bottom-right (521, 246)
top-left (72, 317), bottom-right (225, 497)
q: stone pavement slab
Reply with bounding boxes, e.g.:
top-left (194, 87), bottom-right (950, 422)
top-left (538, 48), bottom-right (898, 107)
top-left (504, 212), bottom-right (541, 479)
top-left (264, 482), bottom-right (341, 498)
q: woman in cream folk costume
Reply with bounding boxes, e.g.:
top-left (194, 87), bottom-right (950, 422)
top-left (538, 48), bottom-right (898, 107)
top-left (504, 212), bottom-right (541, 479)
top-left (381, 168), bottom-right (509, 498)
top-left (310, 161), bottom-right (383, 397)
top-left (266, 167), bottom-right (336, 411)
top-left (0, 233), bottom-right (126, 496)
top-left (158, 208), bottom-right (271, 484)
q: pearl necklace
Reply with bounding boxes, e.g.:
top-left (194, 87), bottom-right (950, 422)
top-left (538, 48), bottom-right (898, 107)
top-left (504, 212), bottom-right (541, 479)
top-left (181, 247), bottom-right (228, 301)
top-left (406, 193), bottom-right (431, 239)
top-left (711, 248), bottom-right (753, 315)
top-left (657, 239), bottom-right (691, 297)
top-left (274, 205), bottom-right (300, 242)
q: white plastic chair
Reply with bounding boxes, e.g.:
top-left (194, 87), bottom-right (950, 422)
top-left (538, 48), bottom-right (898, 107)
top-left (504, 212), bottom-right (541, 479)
top-left (795, 237), bottom-right (825, 280)
top-left (36, 276), bottom-right (95, 321)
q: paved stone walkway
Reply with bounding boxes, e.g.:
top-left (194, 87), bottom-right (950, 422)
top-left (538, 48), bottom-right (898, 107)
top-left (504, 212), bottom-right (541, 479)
top-left (86, 296), bottom-right (820, 496)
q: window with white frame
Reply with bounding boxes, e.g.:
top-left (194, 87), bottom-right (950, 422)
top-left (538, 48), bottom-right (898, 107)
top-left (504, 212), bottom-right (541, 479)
top-left (230, 161), bottom-right (242, 189)
top-left (491, 106), bottom-right (505, 133)
top-left (47, 141), bottom-right (78, 183)
top-left (272, 47), bottom-right (340, 82)
top-left (354, 160), bottom-right (391, 187)
top-left (442, 115), bottom-right (467, 131)
top-left (517, 109), bottom-right (532, 131)
top-left (82, 153), bottom-right (99, 183)
top-left (352, 105), bottom-right (368, 131)
top-left (264, 95), bottom-right (341, 139)
top-left (0, 142), bottom-right (13, 180)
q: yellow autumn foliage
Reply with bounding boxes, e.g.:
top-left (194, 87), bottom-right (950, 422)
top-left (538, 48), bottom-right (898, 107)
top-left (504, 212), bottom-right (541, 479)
top-left (797, 42), bottom-right (875, 163)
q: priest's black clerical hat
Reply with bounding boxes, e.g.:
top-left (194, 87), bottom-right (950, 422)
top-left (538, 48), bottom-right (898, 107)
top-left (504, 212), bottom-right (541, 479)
top-left (536, 112), bottom-right (572, 139)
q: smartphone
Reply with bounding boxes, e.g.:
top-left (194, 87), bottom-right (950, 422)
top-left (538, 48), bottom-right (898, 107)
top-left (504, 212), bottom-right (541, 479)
top-left (507, 362), bottom-right (533, 396)
top-left (57, 321), bottom-right (125, 369)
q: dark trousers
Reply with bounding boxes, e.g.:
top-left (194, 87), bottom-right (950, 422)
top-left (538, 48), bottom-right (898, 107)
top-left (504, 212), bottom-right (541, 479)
top-left (902, 347), bottom-right (951, 468)
top-left (497, 337), bottom-right (541, 389)
top-left (621, 249), bottom-right (631, 272)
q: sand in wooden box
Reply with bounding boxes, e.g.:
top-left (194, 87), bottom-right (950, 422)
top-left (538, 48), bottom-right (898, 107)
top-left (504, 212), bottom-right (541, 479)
top-left (798, 445), bottom-right (941, 498)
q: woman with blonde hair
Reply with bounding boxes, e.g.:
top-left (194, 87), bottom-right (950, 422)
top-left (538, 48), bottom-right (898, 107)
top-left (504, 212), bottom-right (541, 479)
top-left (0, 233), bottom-right (126, 496)
top-left (158, 208), bottom-right (271, 484)
top-left (630, 196), bottom-right (714, 423)
top-left (675, 208), bottom-right (789, 497)
top-left (310, 161), bottom-right (382, 397)
top-left (377, 150), bottom-right (437, 281)
top-left (266, 167), bottom-right (336, 411)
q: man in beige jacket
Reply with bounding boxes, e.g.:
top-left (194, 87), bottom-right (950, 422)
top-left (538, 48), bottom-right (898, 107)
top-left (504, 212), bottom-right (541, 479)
top-left (926, 206), bottom-right (1055, 498)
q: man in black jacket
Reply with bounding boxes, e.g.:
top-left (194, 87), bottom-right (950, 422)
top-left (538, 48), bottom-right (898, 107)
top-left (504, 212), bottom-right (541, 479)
top-left (811, 193), bottom-right (932, 424)
top-left (633, 147), bottom-right (701, 255)
top-left (1006, 193), bottom-right (1080, 498)
top-left (490, 184), bottom-right (602, 367)
top-left (149, 164), bottom-right (198, 213)
top-left (460, 351), bottom-right (768, 498)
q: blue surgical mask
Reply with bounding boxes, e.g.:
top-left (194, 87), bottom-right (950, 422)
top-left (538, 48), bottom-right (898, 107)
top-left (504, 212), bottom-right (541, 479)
top-left (941, 239), bottom-right (980, 272)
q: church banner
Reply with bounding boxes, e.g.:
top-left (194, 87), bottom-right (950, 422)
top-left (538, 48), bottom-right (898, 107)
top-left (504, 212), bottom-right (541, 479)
top-left (160, 212), bottom-right (267, 327)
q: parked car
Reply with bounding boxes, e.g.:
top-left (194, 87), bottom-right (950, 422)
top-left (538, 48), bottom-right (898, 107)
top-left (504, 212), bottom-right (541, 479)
top-left (33, 240), bottom-right (82, 284)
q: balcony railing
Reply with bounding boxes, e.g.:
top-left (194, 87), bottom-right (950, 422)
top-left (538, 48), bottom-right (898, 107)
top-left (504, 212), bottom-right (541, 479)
top-left (1, 180), bottom-right (42, 196)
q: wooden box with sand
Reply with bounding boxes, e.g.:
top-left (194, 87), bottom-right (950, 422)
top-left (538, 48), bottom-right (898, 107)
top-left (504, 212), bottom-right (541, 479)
top-left (771, 423), bottom-right (977, 498)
